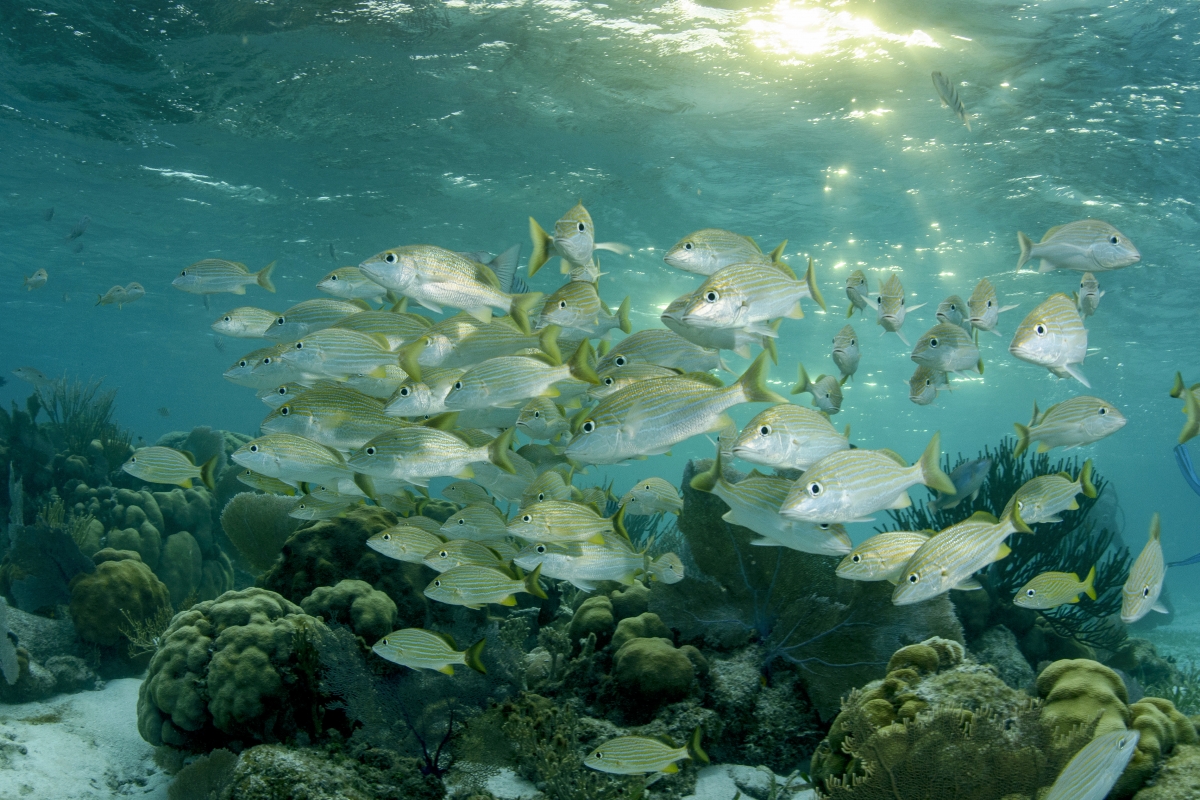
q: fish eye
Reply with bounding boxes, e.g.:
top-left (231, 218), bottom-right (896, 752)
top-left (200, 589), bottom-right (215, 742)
top-left (365, 446), bottom-right (376, 456)
top-left (330, 274), bottom-right (338, 281)
top-left (876, 296), bottom-right (883, 304)
top-left (683, 242), bottom-right (692, 250)
top-left (987, 300), bottom-right (993, 308)
top-left (276, 317), bottom-right (286, 326)
top-left (399, 387), bottom-right (410, 396)
top-left (239, 360), bottom-right (248, 368)
top-left (558, 300), bottom-right (567, 309)
top-left (807, 482), bottom-right (822, 497)
top-left (263, 357), bottom-right (273, 365)
top-left (278, 387), bottom-right (288, 395)
top-left (295, 342), bottom-right (304, 350)
top-left (1034, 324), bottom-right (1047, 335)
top-left (595, 752), bottom-right (604, 759)
top-left (537, 492), bottom-right (546, 501)
top-left (850, 339), bottom-right (856, 345)
top-left (819, 523), bottom-right (830, 530)
top-left (929, 338), bottom-right (939, 348)
top-left (759, 425), bottom-right (771, 436)
top-left (705, 291), bottom-right (719, 303)
top-left (851, 554), bottom-right (861, 563)
top-left (925, 379), bottom-right (932, 387)
top-left (456, 518), bottom-right (465, 525)
top-left (901, 297), bottom-right (905, 305)
top-left (577, 222), bottom-right (586, 232)
top-left (385, 253), bottom-right (397, 263)
top-left (907, 572), bottom-right (920, 584)
top-left (582, 420), bottom-right (595, 433)
top-left (1026, 589), bottom-right (1036, 597)
top-left (536, 545), bottom-right (546, 553)
top-left (280, 406), bottom-right (290, 415)
top-left (1110, 236), bottom-right (1118, 244)
top-left (382, 533), bottom-right (391, 541)
top-left (439, 550), bottom-right (449, 558)
top-left (1099, 407), bottom-right (1107, 415)
top-left (130, 456), bottom-right (136, 463)
top-left (454, 381), bottom-right (463, 390)
top-left (949, 304), bottom-right (956, 311)
top-left (603, 377), bottom-right (614, 386)
top-left (533, 411), bottom-right (541, 418)
top-left (1142, 586), bottom-right (1150, 597)
top-left (223, 316), bottom-right (231, 322)
top-left (614, 356), bottom-right (627, 367)
top-left (433, 579), bottom-right (441, 587)
top-left (180, 270), bottom-right (186, 276)
top-left (522, 514), bottom-right (533, 523)
top-left (644, 484), bottom-right (652, 490)
top-left (249, 445), bottom-right (259, 453)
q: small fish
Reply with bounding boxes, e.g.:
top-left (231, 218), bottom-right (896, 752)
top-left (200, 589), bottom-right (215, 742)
top-left (1121, 513), bottom-right (1167, 623)
top-left (43, 207), bottom-right (54, 222)
top-left (584, 728), bottom-right (708, 777)
top-left (537, 281), bottom-right (631, 338)
top-left (791, 363), bottom-right (843, 415)
top-left (507, 501), bottom-right (618, 544)
top-left (528, 202), bottom-right (630, 276)
top-left (122, 446), bottom-right (217, 490)
top-left (23, 268), bottom-right (48, 291)
top-left (520, 470), bottom-right (575, 507)
top-left (65, 215), bottom-right (90, 241)
top-left (596, 329), bottom-right (725, 374)
top-left (1009, 293), bottom-right (1090, 386)
top-left (335, 312), bottom-right (431, 354)
top-left (1001, 461), bottom-right (1096, 525)
top-left (260, 384), bottom-right (405, 451)
top-left (875, 274), bottom-right (925, 346)
top-left (780, 433), bottom-right (957, 524)
top-left (935, 295), bottom-right (971, 330)
top-left (423, 563), bottom-right (547, 609)
top-left (11, 366), bottom-right (51, 388)
top-left (95, 285), bottom-right (128, 307)
top-left (316, 266), bottom-right (391, 302)
top-left (372, 628), bottom-right (486, 675)
top-left (1042, 729), bottom-right (1140, 800)
top-left (236, 468), bottom-right (298, 496)
top-left (384, 367), bottom-right (464, 417)
top-left (845, 270), bottom-right (871, 318)
top-left (1014, 566), bottom-right (1097, 610)
top-left (910, 323), bottom-right (983, 376)
top-left (123, 282), bottom-right (145, 304)
top-left (590, 363), bottom-right (682, 401)
top-left (346, 427), bottom-right (516, 487)
top-left (157, 407), bottom-right (170, 417)
top-left (211, 307), bottom-right (281, 338)
top-left (620, 477), bottom-right (683, 516)
top-left (443, 342), bottom-right (599, 412)
top-left (967, 278), bottom-right (1019, 337)
top-left (1075, 272), bottom-right (1104, 319)
top-left (731, 403), bottom-right (851, 471)
top-left (1017, 220), bottom-right (1140, 273)
top-left (173, 259), bottom-right (276, 296)
top-left (661, 296), bottom-right (780, 362)
top-left (516, 397), bottom-right (569, 442)
top-left (423, 539), bottom-right (506, 573)
top-left (836, 530), bottom-right (932, 584)
top-left (679, 257), bottom-right (825, 330)
top-left (663, 228), bottom-right (786, 276)
top-left (909, 365), bottom-right (949, 406)
top-left (367, 525), bottom-right (446, 564)
top-left (927, 457), bottom-right (992, 513)
top-left (931, 71), bottom-right (971, 130)
top-left (831, 325), bottom-right (860, 382)
top-left (440, 503), bottom-right (510, 541)
top-left (290, 494), bottom-right (363, 520)
top-left (231, 433), bottom-right (350, 485)
top-left (402, 314), bottom-right (550, 374)
top-left (442, 480), bottom-right (493, 506)
top-left (274, 328), bottom-right (399, 381)
top-left (648, 552), bottom-right (686, 584)
top-left (223, 344), bottom-right (292, 389)
top-left (513, 535), bottom-right (648, 591)
top-left (264, 297), bottom-right (371, 341)
top-left (1014, 396), bottom-right (1125, 456)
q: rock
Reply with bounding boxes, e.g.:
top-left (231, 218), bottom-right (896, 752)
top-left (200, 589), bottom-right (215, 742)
top-left (568, 596), bottom-right (615, 645)
top-left (45, 655), bottom-right (99, 694)
top-left (609, 581), bottom-right (649, 620)
top-left (683, 765), bottom-right (816, 800)
top-left (1109, 638), bottom-right (1182, 689)
top-left (610, 612), bottom-right (671, 651)
top-left (971, 625), bottom-right (1035, 691)
top-left (612, 637), bottom-right (695, 707)
top-left (1133, 743), bottom-right (1200, 799)
top-left (3, 604), bottom-right (78, 662)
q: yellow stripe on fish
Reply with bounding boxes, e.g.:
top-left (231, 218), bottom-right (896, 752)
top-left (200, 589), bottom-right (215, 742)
top-left (1014, 566), bottom-right (1097, 610)
top-left (122, 446), bottom-right (218, 490)
top-left (1013, 396), bottom-right (1125, 456)
top-left (1009, 293), bottom-right (1090, 387)
top-left (1042, 729), bottom-right (1139, 800)
top-left (372, 628), bottom-right (487, 675)
top-left (836, 530), bottom-right (931, 583)
top-left (1121, 513), bottom-right (1166, 623)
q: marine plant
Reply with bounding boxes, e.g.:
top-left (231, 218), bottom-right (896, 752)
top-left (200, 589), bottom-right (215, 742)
top-left (1145, 658), bottom-right (1200, 716)
top-left (166, 748), bottom-right (237, 800)
top-left (36, 377), bottom-right (132, 473)
top-left (0, 394), bottom-right (56, 515)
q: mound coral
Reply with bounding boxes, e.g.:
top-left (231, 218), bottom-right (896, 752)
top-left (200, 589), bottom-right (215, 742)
top-left (300, 579), bottom-right (397, 643)
top-left (69, 548), bottom-right (172, 661)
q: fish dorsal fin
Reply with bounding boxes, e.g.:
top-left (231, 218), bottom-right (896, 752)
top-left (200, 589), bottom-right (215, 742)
top-left (746, 469), bottom-right (769, 480)
top-left (433, 630), bottom-right (458, 649)
top-left (740, 233), bottom-right (763, 253)
top-left (1041, 225), bottom-right (1064, 242)
top-left (680, 371), bottom-right (725, 388)
top-left (350, 299), bottom-right (373, 311)
top-left (968, 510), bottom-right (999, 524)
top-left (654, 734), bottom-right (679, 748)
top-left (772, 260), bottom-right (798, 281)
top-left (1056, 471), bottom-right (1072, 480)
top-left (180, 449), bottom-right (197, 465)
top-left (474, 262), bottom-right (502, 291)
top-left (878, 449), bottom-right (908, 467)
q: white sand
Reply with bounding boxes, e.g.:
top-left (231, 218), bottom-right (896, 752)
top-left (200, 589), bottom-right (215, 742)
top-left (0, 678), bottom-right (169, 800)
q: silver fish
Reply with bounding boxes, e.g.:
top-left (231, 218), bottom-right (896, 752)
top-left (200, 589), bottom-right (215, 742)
top-left (663, 228), bottom-right (786, 276)
top-left (678, 258), bottom-right (824, 331)
top-left (1017, 220), bottom-right (1140, 273)
top-left (967, 278), bottom-right (1019, 337)
top-left (1121, 514), bottom-right (1166, 624)
top-left (1075, 272), bottom-right (1104, 319)
top-left (935, 295), bottom-right (971, 330)
top-left (837, 530), bottom-right (932, 584)
top-left (173, 259), bottom-right (276, 296)
top-left (831, 325), bottom-right (860, 382)
top-left (1013, 396), bottom-right (1125, 456)
top-left (211, 306), bottom-right (281, 338)
top-left (597, 329), bottom-right (725, 373)
top-left (845, 270), bottom-right (870, 317)
top-left (910, 323), bottom-right (983, 376)
top-left (909, 365), bottom-right (949, 406)
top-left (23, 268), bottom-right (48, 291)
top-left (931, 71), bottom-right (971, 130)
top-left (731, 403), bottom-right (851, 471)
top-left (1008, 293), bottom-right (1090, 387)
top-left (528, 202), bottom-right (629, 275)
top-left (1042, 730), bottom-right (1139, 800)
top-left (791, 364), bottom-right (843, 415)
top-left (875, 274), bottom-right (925, 346)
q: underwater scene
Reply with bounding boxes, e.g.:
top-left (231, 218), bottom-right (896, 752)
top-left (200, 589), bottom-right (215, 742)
top-left (1, 0), bottom-right (1199, 798)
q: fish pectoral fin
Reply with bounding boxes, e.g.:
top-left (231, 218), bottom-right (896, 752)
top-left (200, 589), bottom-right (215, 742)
top-left (663, 764), bottom-right (679, 774)
top-left (995, 542), bottom-right (1011, 559)
top-left (785, 303), bottom-right (805, 319)
top-left (953, 578), bottom-right (984, 591)
top-left (1044, 516), bottom-right (1063, 523)
top-left (1038, 259), bottom-right (1055, 272)
top-left (572, 579), bottom-right (599, 592)
top-left (988, 328), bottom-right (1003, 337)
top-left (888, 492), bottom-right (912, 509)
top-left (232, 285), bottom-right (247, 294)
top-left (437, 665), bottom-right (456, 675)
top-left (416, 298), bottom-right (444, 313)
top-left (455, 467), bottom-right (475, 479)
top-left (1061, 363), bottom-right (1091, 388)
top-left (1153, 601), bottom-right (1169, 614)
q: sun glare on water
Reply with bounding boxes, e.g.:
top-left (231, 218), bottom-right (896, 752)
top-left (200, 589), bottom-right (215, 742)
top-left (744, 1), bottom-right (939, 60)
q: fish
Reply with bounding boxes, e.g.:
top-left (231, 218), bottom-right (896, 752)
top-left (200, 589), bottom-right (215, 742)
top-left (791, 364), bottom-right (843, 415)
top-left (1074, 272), bottom-right (1104, 319)
top-left (507, 501), bottom-right (619, 544)
top-left (927, 457), bottom-right (992, 513)
top-left (42, 207), bottom-right (53, 222)
top-left (442, 481), bottom-right (493, 506)
top-left (359, 244), bottom-right (543, 333)
top-left (909, 366), bottom-right (949, 406)
top-left (423, 539), bottom-right (507, 573)
top-left (663, 229), bottom-right (786, 276)
top-left (619, 477), bottom-right (683, 516)
top-left (520, 470), bottom-right (575, 506)
top-left (329, 311), bottom-right (432, 353)
top-left (443, 341), bottom-right (599, 411)
top-left (584, 728), bottom-right (708, 777)
top-left (10, 366), bottom-right (51, 388)
top-left (231, 433), bottom-right (351, 485)
top-left (157, 407), bottom-right (170, 417)
top-left (836, 530), bottom-right (932, 584)
top-left (931, 71), bottom-right (971, 130)
top-left (211, 307), bottom-right (281, 338)
top-left (346, 426), bottom-right (516, 486)
top-left (274, 328), bottom-right (399, 381)
top-left (935, 295), bottom-right (971, 330)
top-left (910, 323), bottom-right (983, 376)
top-left (23, 268), bottom-right (48, 291)
top-left (1013, 396), bottom-right (1125, 456)
top-left (731, 403), bottom-right (851, 471)
top-left (691, 447), bottom-right (852, 555)
top-left (223, 345), bottom-right (295, 389)
top-left (405, 314), bottom-right (557, 374)
top-left (1016, 220), bottom-right (1140, 273)
top-left (1121, 513), bottom-right (1167, 623)
top-left (661, 296), bottom-right (780, 362)
top-left (589, 364), bottom-right (682, 401)
top-left (423, 563), bottom-right (547, 609)
top-left (236, 468), bottom-right (298, 496)
top-left (123, 282), bottom-right (145, 304)
top-left (65, 215), bottom-right (90, 240)
top-left (384, 367), bottom-right (465, 418)
top-left (440, 503), bottom-right (510, 541)
top-left (289, 494), bottom-right (363, 520)
top-left (366, 525), bottom-right (446, 564)
top-left (345, 364), bottom-right (410, 401)
top-left (467, 441), bottom-right (537, 504)
top-left (648, 552), bottom-right (686, 584)
top-left (892, 509), bottom-right (1032, 606)
top-left (831, 325), bottom-right (860, 382)
top-left (780, 433), bottom-right (957, 524)
top-left (517, 397), bottom-right (569, 442)
top-left (566, 353), bottom-right (785, 465)
top-left (596, 329), bottom-right (725, 373)
top-left (95, 285), bottom-right (128, 307)
top-left (678, 257), bottom-right (825, 330)
top-left (1008, 293), bottom-right (1090, 387)
top-left (260, 385), bottom-right (408, 451)
top-left (264, 298), bottom-right (371, 341)
top-left (259, 383), bottom-right (314, 410)
top-left (513, 534), bottom-right (649, 591)
top-left (1042, 729), bottom-right (1140, 800)
top-left (528, 202), bottom-right (630, 276)
top-left (316, 266), bottom-right (392, 302)
top-left (875, 274), bottom-right (925, 346)
top-left (122, 446), bottom-right (218, 490)
top-left (1001, 461), bottom-right (1096, 525)
top-left (845, 270), bottom-right (870, 317)
top-left (1013, 566), bottom-right (1097, 610)
top-left (371, 628), bottom-right (486, 675)
top-left (537, 281), bottom-right (631, 338)
top-left (967, 278), bottom-right (1019, 337)
top-left (173, 259), bottom-right (276, 296)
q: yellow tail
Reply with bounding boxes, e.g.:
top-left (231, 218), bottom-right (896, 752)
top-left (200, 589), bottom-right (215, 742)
top-left (256, 261), bottom-right (277, 293)
top-left (1016, 232), bottom-right (1033, 271)
top-left (528, 217), bottom-right (553, 276)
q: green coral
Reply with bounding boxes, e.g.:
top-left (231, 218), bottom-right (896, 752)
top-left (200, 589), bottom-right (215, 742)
top-left (610, 612), bottom-right (670, 652)
top-left (301, 579), bottom-right (397, 642)
top-left (69, 548), bottom-right (172, 666)
top-left (1036, 658), bottom-right (1131, 739)
top-left (220, 492), bottom-right (300, 573)
top-left (569, 596), bottom-right (615, 645)
top-left (612, 637), bottom-right (697, 708)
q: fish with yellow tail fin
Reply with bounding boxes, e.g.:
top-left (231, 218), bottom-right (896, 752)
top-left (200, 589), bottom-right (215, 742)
top-left (384, 367), bottom-right (464, 417)
top-left (731, 403), bottom-right (851, 470)
top-left (95, 285), bottom-right (128, 308)
top-left (892, 507), bottom-right (1033, 606)
top-left (1001, 460), bottom-right (1096, 525)
top-left (908, 365), bottom-right (949, 406)
top-left (516, 397), bottom-right (569, 442)
top-left (1075, 272), bottom-right (1104, 319)
top-left (527, 202), bottom-right (629, 276)
top-left (1043, 729), bottom-right (1139, 800)
top-left (1013, 395), bottom-right (1125, 456)
top-left (507, 501), bottom-right (622, 544)
top-left (367, 525), bottom-right (446, 564)
top-left (967, 278), bottom-right (1019, 337)
top-left (122, 447), bottom-right (218, 490)
top-left (678, 257), bottom-right (825, 331)
top-left (585, 727), bottom-right (708, 779)
top-left (232, 434), bottom-right (351, 485)
top-left (1121, 513), bottom-right (1166, 624)
top-left (235, 468), bottom-right (298, 496)
top-left (791, 363), bottom-right (843, 415)
top-left (422, 539), bottom-right (507, 573)
top-left (648, 552), bottom-right (685, 584)
top-left (423, 562), bottom-right (547, 609)
top-left (513, 533), bottom-right (650, 592)
top-left (836, 530), bottom-right (931, 584)
top-left (440, 503), bottom-right (509, 541)
top-left (931, 71), bottom-right (971, 130)
top-left (1014, 566), bottom-right (1097, 610)
top-left (272, 328), bottom-right (399, 381)
top-left (935, 295), bottom-right (971, 330)
top-left (845, 270), bottom-right (870, 317)
top-left (875, 273), bottom-right (924, 346)
top-left (316, 266), bottom-right (392, 303)
top-left (597, 328), bottom-right (725, 373)
top-left (536, 280), bottom-right (631, 338)
top-left (23, 268), bottom-right (48, 291)
top-left (910, 323), bottom-right (983, 376)
top-left (663, 228), bottom-right (787, 276)
top-left (346, 426), bottom-right (516, 487)
top-left (265, 298), bottom-right (372, 341)
top-left (831, 325), bottom-right (859, 382)
top-left (372, 628), bottom-right (487, 675)
top-left (520, 470), bottom-right (575, 506)
top-left (332, 310), bottom-right (433, 352)
top-left (661, 295), bottom-right (780, 363)
top-left (1016, 220), bottom-right (1139, 273)
top-left (443, 340), bottom-right (600, 411)
top-left (289, 494), bottom-right (363, 520)
top-left (589, 363), bottom-right (680, 401)
top-left (779, 432), bottom-right (957, 524)
top-left (1009, 293), bottom-right (1090, 386)
top-left (619, 477), bottom-right (683, 516)
top-left (173, 259), bottom-right (276, 296)
top-left (211, 306), bottom-right (280, 338)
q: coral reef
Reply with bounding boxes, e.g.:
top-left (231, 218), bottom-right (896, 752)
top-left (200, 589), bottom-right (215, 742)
top-left (167, 748), bottom-right (237, 800)
top-left (569, 596), bottom-right (615, 645)
top-left (611, 636), bottom-right (697, 708)
top-left (1133, 743), bottom-right (1200, 800)
top-left (0, 510), bottom-right (96, 614)
top-left (301, 579), bottom-right (397, 643)
top-left (220, 492), bottom-right (300, 573)
top-left (68, 548), bottom-right (172, 668)
top-left (1036, 657), bottom-right (1130, 739)
top-left (219, 743), bottom-right (443, 800)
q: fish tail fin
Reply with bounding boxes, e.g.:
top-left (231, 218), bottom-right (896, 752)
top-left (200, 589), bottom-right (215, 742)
top-left (1149, 513), bottom-right (1161, 542)
top-left (488, 428), bottom-right (517, 475)
top-left (1016, 232), bottom-right (1033, 271)
top-left (689, 443), bottom-right (721, 493)
top-left (1013, 422), bottom-right (1031, 458)
top-left (1029, 400), bottom-right (1041, 427)
top-left (1082, 566), bottom-right (1097, 601)
top-left (768, 239), bottom-right (788, 263)
top-left (199, 455), bottom-right (219, 492)
top-left (919, 432), bottom-right (956, 496)
top-left (1171, 371), bottom-right (1186, 399)
top-left (1183, 390), bottom-right (1200, 444)
top-left (464, 637), bottom-right (488, 674)
top-left (687, 726), bottom-right (709, 765)
top-left (538, 324), bottom-right (563, 365)
top-left (489, 243), bottom-right (522, 293)
top-left (843, 424), bottom-right (851, 443)
top-left (509, 292), bottom-right (543, 335)
top-left (94, 295), bottom-right (102, 306)
top-left (568, 339), bottom-right (600, 384)
top-left (804, 257), bottom-right (827, 311)
top-left (424, 411), bottom-right (460, 431)
top-left (398, 337), bottom-right (427, 383)
top-left (611, 505), bottom-right (631, 543)
top-left (791, 362), bottom-right (811, 396)
top-left (1008, 501), bottom-right (1033, 534)
top-left (1079, 459), bottom-right (1097, 499)
top-left (257, 261), bottom-right (277, 293)
top-left (524, 562), bottom-right (548, 599)
top-left (764, 333), bottom-right (778, 365)
top-left (737, 352), bottom-right (786, 404)
top-left (528, 217), bottom-right (552, 276)
top-left (616, 296), bottom-right (632, 334)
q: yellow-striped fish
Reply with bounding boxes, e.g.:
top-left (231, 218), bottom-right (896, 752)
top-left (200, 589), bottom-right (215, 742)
top-left (1001, 461), bottom-right (1096, 525)
top-left (791, 363), bottom-right (843, 415)
top-left (619, 477), bottom-right (683, 516)
top-left (507, 501), bottom-right (617, 543)
top-left (95, 285), bottom-right (128, 308)
top-left (836, 530), bottom-right (932, 583)
top-left (372, 628), bottom-right (486, 675)
top-left (333, 310), bottom-right (433, 351)
top-left (422, 539), bottom-right (506, 573)
top-left (931, 71), bottom-right (971, 130)
top-left (679, 257), bottom-right (825, 330)
top-left (440, 503), bottom-right (509, 541)
top-left (1009, 293), bottom-right (1090, 387)
top-left (347, 427), bottom-right (515, 486)
top-left (442, 480), bottom-right (492, 506)
top-left (732, 403), bottom-right (850, 470)
top-left (224, 344), bottom-right (291, 389)
top-left (661, 295), bottom-right (780, 362)
top-left (830, 325), bottom-right (860, 382)
top-left (259, 382), bottom-right (317, 410)
top-left (845, 270), bottom-right (870, 317)
top-left (584, 728), bottom-right (708, 776)
top-left (935, 295), bottom-right (971, 330)
top-left (122, 447), bottom-right (218, 490)
top-left (367, 525), bottom-right (446, 564)
top-left (274, 328), bottom-right (398, 381)
top-left (1121, 514), bottom-right (1166, 623)
top-left (289, 494), bottom-right (362, 520)
top-left (664, 228), bottom-right (785, 276)
top-left (173, 259), bottom-right (276, 296)
top-left (513, 535), bottom-right (647, 591)
top-left (264, 297), bottom-right (371, 340)
top-left (780, 433), bottom-right (956, 524)
top-left (1013, 396), bottom-right (1125, 456)
top-left (122, 282), bottom-right (146, 305)
top-left (589, 363), bottom-right (681, 401)
top-left (1074, 272), bottom-right (1104, 319)
top-left (649, 552), bottom-right (686, 584)
top-left (236, 468), bottom-right (298, 496)
top-left (528, 202), bottom-right (630, 276)
top-left (345, 364), bottom-right (410, 400)
top-left (520, 470), bottom-right (575, 507)
top-left (1014, 566), bottom-right (1097, 610)
top-left (1042, 730), bottom-right (1140, 800)
top-left (443, 341), bottom-right (599, 411)
top-left (406, 314), bottom-right (557, 374)
top-left (516, 397), bottom-right (569, 442)
top-left (211, 306), bottom-right (281, 338)
top-left (384, 367), bottom-right (464, 417)
top-left (910, 323), bottom-right (983, 376)
top-left (875, 273), bottom-right (925, 346)
top-left (1017, 220), bottom-right (1139, 273)
top-left (597, 329), bottom-right (725, 373)
top-left (537, 280), bottom-right (631, 338)
top-left (423, 563), bottom-right (547, 609)
top-left (967, 278), bottom-right (1019, 337)
top-left (317, 266), bottom-right (392, 302)
top-left (909, 365), bottom-right (949, 406)
top-left (261, 385), bottom-right (405, 451)
top-left (231, 433), bottom-right (350, 485)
